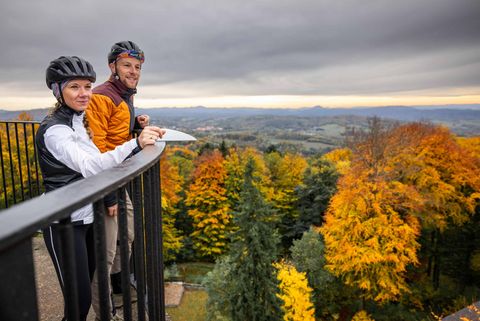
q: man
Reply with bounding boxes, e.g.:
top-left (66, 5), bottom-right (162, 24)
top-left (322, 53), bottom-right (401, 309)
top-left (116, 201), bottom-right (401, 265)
top-left (87, 40), bottom-right (150, 321)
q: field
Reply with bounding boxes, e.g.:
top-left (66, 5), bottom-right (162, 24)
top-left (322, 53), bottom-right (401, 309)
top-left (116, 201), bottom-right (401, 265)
top-left (166, 290), bottom-right (208, 321)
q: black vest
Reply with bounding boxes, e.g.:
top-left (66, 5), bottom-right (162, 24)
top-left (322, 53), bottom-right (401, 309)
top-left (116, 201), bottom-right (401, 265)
top-left (35, 105), bottom-right (84, 193)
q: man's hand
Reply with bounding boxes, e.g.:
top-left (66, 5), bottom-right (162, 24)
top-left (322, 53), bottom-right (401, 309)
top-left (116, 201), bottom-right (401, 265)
top-left (107, 204), bottom-right (118, 217)
top-left (136, 115), bottom-right (150, 128)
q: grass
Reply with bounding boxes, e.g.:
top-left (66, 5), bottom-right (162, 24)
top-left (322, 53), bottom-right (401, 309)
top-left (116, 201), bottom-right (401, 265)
top-left (164, 262), bottom-right (212, 320)
top-left (166, 290), bottom-right (208, 321)
top-left (167, 262), bottom-right (215, 284)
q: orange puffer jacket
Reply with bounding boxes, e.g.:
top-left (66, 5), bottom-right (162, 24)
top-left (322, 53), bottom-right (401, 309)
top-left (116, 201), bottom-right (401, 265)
top-left (86, 78), bottom-right (138, 152)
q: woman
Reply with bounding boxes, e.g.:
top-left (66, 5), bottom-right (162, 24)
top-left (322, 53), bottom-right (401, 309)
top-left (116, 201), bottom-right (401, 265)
top-left (35, 56), bottom-right (163, 321)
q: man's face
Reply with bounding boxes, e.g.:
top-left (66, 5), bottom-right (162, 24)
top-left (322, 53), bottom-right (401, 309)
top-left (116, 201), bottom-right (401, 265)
top-left (109, 57), bottom-right (142, 89)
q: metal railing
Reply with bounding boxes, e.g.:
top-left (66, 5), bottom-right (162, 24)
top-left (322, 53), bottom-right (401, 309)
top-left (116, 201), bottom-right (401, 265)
top-left (0, 120), bottom-right (43, 208)
top-left (0, 142), bottom-right (167, 321)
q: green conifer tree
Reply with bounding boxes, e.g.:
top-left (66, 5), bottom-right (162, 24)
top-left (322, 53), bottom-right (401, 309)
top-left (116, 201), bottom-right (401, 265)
top-left (229, 157), bottom-right (283, 321)
top-left (294, 157), bottom-right (339, 238)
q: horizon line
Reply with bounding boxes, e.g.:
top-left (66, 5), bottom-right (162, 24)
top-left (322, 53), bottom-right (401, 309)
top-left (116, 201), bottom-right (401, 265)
top-left (2, 102), bottom-right (480, 112)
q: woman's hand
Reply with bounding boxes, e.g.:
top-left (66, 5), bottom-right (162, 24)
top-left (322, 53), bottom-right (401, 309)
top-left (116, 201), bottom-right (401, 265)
top-left (137, 126), bottom-right (166, 149)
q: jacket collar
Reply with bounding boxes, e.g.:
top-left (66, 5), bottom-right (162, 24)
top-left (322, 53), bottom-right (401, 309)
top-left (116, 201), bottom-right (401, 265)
top-left (108, 76), bottom-right (137, 98)
top-left (58, 104), bottom-right (83, 117)
top-left (53, 104), bottom-right (83, 128)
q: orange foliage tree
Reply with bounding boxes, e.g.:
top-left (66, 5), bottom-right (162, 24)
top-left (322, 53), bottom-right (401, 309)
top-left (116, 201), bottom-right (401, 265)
top-left (321, 119), bottom-right (480, 303)
top-left (387, 123), bottom-right (480, 230)
top-left (321, 119), bottom-right (480, 302)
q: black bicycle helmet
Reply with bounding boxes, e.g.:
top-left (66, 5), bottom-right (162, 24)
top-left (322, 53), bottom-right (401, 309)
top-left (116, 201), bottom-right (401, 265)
top-left (108, 40), bottom-right (145, 63)
top-left (46, 56), bottom-right (96, 89)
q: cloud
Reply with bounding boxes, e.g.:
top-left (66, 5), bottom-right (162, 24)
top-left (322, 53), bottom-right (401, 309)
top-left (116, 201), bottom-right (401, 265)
top-left (1, 0), bottom-right (479, 108)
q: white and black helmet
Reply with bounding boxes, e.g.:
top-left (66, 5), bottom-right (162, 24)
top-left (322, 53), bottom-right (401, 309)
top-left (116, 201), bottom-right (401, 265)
top-left (46, 56), bottom-right (96, 89)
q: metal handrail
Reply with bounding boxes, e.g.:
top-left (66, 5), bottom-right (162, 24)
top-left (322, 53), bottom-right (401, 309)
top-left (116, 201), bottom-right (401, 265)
top-left (0, 142), bottom-right (164, 250)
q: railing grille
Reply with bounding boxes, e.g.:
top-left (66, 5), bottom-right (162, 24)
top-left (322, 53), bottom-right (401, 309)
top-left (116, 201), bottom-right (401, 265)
top-left (0, 121), bottom-right (43, 209)
top-left (0, 132), bottom-right (166, 321)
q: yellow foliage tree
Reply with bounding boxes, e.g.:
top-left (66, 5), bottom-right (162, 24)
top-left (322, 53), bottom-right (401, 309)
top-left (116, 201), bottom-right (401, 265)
top-left (264, 152), bottom-right (307, 217)
top-left (225, 147), bottom-right (271, 209)
top-left (323, 147), bottom-right (352, 175)
top-left (321, 172), bottom-right (421, 302)
top-left (264, 152), bottom-right (307, 247)
top-left (351, 310), bottom-right (375, 321)
top-left (185, 150), bottom-right (231, 258)
top-left (274, 261), bottom-right (315, 321)
top-left (159, 149), bottom-right (184, 260)
top-left (0, 112), bottom-right (41, 208)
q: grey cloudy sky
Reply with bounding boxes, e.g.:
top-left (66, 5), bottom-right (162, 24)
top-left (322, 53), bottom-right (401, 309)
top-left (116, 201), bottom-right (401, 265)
top-left (1, 0), bottom-right (479, 109)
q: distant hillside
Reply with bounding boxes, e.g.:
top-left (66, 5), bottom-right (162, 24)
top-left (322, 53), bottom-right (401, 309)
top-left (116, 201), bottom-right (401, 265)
top-left (1, 105), bottom-right (480, 137)
top-left (0, 108), bottom-right (50, 121)
top-left (136, 105), bottom-right (480, 137)
top-left (2, 104), bottom-right (478, 154)
top-left (136, 104), bottom-right (480, 123)
top-left (2, 104), bottom-right (479, 123)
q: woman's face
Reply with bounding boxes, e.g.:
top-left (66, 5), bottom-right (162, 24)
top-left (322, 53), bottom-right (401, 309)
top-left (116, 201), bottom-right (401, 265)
top-left (62, 79), bottom-right (92, 112)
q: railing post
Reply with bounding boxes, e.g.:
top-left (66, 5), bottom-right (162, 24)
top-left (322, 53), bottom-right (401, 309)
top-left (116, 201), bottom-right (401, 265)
top-left (31, 123), bottom-right (41, 196)
top-left (133, 175), bottom-right (147, 321)
top-left (118, 186), bottom-right (132, 321)
top-left (143, 168), bottom-right (158, 321)
top-left (93, 201), bottom-right (110, 321)
top-left (14, 123), bottom-right (25, 201)
top-left (22, 123), bottom-right (33, 199)
top-left (0, 127), bottom-right (8, 208)
top-left (57, 218), bottom-right (80, 321)
top-left (5, 124), bottom-right (16, 204)
top-left (0, 237), bottom-right (39, 321)
top-left (152, 161), bottom-right (166, 321)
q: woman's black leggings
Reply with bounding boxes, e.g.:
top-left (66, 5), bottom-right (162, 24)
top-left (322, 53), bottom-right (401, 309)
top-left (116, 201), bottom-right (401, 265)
top-left (43, 223), bottom-right (95, 321)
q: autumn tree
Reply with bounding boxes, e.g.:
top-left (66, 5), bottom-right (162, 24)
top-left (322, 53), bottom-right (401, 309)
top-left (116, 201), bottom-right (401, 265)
top-left (323, 147), bottom-right (352, 175)
top-left (320, 118), bottom-right (422, 303)
top-left (351, 310), bottom-right (375, 321)
top-left (290, 228), bottom-right (355, 320)
top-left (224, 147), bottom-right (245, 211)
top-left (274, 261), bottom-right (315, 321)
top-left (224, 147), bottom-right (270, 211)
top-left (0, 112), bottom-right (42, 208)
top-left (392, 124), bottom-right (480, 291)
top-left (387, 123), bottom-right (480, 230)
top-left (159, 150), bottom-right (184, 261)
top-left (320, 119), bottom-right (480, 304)
top-left (166, 146), bottom-right (197, 260)
top-left (185, 150), bottom-right (231, 259)
top-left (264, 151), bottom-right (307, 249)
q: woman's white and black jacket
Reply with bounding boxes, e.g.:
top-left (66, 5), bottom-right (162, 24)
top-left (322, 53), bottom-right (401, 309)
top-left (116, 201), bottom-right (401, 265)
top-left (36, 105), bottom-right (141, 224)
